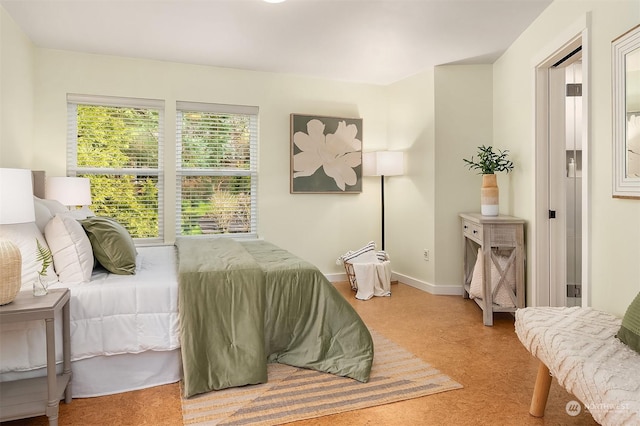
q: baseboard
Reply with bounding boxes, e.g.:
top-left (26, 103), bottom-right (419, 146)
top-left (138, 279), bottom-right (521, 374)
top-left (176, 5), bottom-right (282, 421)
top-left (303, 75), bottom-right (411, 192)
top-left (326, 272), bottom-right (348, 283)
top-left (393, 272), bottom-right (463, 296)
top-left (326, 271), bottom-right (463, 296)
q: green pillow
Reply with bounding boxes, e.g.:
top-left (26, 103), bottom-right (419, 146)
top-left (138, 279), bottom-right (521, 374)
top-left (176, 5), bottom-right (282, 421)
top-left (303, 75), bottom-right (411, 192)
top-left (616, 292), bottom-right (640, 354)
top-left (80, 216), bottom-right (137, 275)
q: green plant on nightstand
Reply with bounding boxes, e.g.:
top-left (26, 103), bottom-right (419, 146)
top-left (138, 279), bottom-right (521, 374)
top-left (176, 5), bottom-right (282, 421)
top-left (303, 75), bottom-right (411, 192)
top-left (34, 239), bottom-right (53, 296)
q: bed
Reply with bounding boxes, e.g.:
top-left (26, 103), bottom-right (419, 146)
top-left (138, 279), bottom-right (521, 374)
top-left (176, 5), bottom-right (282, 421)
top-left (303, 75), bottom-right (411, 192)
top-left (0, 171), bottom-right (373, 399)
top-left (0, 245), bottom-right (181, 397)
top-left (0, 172), bottom-right (181, 397)
top-left (178, 238), bottom-right (373, 397)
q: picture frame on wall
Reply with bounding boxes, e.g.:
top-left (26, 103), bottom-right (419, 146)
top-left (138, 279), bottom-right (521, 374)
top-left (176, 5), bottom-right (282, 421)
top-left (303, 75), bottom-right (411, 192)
top-left (612, 24), bottom-right (640, 199)
top-left (290, 113), bottom-right (363, 193)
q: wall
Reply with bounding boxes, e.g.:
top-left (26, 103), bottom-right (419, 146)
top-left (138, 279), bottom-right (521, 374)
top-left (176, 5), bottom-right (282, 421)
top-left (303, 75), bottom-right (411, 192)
top-left (434, 65), bottom-right (493, 290)
top-left (384, 70), bottom-right (436, 287)
top-left (493, 0), bottom-right (640, 316)
top-left (28, 49), bottom-right (389, 275)
top-left (3, 2), bottom-right (638, 312)
top-left (383, 65), bottom-right (494, 293)
top-left (0, 7), bottom-right (34, 168)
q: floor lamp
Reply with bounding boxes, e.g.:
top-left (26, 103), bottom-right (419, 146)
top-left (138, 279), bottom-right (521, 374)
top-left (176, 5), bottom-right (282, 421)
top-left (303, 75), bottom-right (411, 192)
top-left (363, 151), bottom-right (404, 251)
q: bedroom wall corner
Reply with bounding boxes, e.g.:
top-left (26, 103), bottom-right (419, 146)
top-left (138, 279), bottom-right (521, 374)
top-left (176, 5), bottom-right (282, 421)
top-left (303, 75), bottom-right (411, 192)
top-left (385, 69), bottom-right (436, 286)
top-left (434, 64), bottom-right (493, 291)
top-left (0, 5), bottom-right (35, 168)
top-left (492, 0), bottom-right (640, 316)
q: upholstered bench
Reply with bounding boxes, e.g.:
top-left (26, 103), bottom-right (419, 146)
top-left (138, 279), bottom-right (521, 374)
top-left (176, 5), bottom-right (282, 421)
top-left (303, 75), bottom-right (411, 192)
top-left (515, 306), bottom-right (640, 425)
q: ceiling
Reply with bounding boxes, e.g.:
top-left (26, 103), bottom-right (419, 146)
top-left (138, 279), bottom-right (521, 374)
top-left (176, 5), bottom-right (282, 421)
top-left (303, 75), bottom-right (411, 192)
top-left (1, 0), bottom-right (552, 85)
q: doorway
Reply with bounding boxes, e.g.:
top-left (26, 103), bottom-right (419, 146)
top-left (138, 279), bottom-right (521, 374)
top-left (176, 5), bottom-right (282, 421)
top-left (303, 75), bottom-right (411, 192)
top-left (534, 31), bottom-right (589, 308)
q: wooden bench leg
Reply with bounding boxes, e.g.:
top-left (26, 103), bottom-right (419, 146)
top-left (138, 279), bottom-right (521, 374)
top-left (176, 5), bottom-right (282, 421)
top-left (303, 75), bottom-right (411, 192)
top-left (530, 361), bottom-right (553, 417)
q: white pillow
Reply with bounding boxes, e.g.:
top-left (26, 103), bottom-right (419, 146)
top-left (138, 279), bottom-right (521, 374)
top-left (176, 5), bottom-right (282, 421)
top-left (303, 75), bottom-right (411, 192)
top-left (38, 198), bottom-right (68, 215)
top-left (62, 207), bottom-right (95, 220)
top-left (33, 197), bottom-right (54, 233)
top-left (0, 222), bottom-right (57, 289)
top-left (44, 214), bottom-right (94, 283)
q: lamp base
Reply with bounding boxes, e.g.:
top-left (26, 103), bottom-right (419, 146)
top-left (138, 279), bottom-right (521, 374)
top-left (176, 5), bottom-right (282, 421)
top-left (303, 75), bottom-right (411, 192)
top-left (0, 238), bottom-right (22, 305)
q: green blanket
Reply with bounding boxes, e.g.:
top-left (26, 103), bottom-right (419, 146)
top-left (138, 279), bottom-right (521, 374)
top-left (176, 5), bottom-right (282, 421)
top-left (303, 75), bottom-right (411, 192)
top-left (177, 238), bottom-right (373, 398)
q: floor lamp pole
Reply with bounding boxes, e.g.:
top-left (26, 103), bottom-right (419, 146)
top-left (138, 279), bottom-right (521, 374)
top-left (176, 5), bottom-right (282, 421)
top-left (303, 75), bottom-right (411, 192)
top-left (380, 174), bottom-right (385, 251)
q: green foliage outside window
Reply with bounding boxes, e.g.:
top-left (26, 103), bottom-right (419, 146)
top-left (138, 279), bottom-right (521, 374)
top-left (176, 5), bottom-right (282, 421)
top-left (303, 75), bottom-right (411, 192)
top-left (76, 105), bottom-right (160, 238)
top-left (180, 175), bottom-right (251, 235)
top-left (74, 103), bottom-right (255, 239)
top-left (179, 111), bottom-right (253, 236)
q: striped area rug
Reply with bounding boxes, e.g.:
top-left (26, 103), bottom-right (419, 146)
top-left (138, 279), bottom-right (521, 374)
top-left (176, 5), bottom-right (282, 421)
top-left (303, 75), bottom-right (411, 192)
top-left (181, 330), bottom-right (462, 425)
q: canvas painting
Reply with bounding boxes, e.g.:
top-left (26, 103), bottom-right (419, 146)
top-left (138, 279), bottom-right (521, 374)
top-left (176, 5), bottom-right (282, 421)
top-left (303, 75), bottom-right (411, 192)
top-left (290, 114), bottom-right (363, 193)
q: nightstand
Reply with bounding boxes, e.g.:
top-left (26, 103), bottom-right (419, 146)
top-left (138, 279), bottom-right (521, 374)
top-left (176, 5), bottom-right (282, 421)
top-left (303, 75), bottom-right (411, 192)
top-left (0, 288), bottom-right (72, 426)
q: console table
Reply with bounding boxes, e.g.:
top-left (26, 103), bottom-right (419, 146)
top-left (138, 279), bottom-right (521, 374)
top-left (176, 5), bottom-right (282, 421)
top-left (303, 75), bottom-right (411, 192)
top-left (0, 289), bottom-right (72, 425)
top-left (460, 213), bottom-right (525, 326)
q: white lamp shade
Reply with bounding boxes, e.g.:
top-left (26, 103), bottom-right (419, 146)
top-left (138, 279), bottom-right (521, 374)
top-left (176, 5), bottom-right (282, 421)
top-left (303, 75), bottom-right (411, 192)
top-left (0, 168), bottom-right (36, 224)
top-left (46, 177), bottom-right (92, 206)
top-left (363, 151), bottom-right (404, 176)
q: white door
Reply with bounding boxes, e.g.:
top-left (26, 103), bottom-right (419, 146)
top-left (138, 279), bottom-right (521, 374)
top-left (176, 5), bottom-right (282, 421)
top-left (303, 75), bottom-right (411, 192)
top-left (548, 59), bottom-right (583, 307)
top-left (534, 32), bottom-right (589, 308)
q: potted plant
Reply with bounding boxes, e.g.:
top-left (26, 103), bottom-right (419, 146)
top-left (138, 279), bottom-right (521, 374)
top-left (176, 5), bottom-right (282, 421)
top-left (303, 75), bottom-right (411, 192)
top-left (34, 239), bottom-right (53, 296)
top-left (463, 145), bottom-right (514, 216)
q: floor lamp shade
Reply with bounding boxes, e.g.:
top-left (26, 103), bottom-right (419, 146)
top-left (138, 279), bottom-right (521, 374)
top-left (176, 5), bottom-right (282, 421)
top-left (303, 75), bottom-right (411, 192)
top-left (363, 151), bottom-right (404, 177)
top-left (363, 151), bottom-right (404, 251)
top-left (46, 177), bottom-right (92, 207)
top-left (0, 168), bottom-right (36, 305)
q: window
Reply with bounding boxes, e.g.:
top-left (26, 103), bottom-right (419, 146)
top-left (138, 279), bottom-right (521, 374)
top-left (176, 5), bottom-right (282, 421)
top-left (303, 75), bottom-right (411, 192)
top-left (176, 101), bottom-right (258, 237)
top-left (67, 94), bottom-right (164, 242)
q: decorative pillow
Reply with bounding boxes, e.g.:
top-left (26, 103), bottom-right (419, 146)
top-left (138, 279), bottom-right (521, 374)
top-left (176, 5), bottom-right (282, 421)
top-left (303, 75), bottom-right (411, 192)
top-left (469, 248), bottom-right (516, 307)
top-left (616, 292), bottom-right (640, 354)
top-left (80, 216), bottom-right (137, 275)
top-left (33, 197), bottom-right (54, 233)
top-left (44, 214), bottom-right (94, 283)
top-left (0, 222), bottom-right (57, 289)
top-left (62, 207), bottom-right (96, 220)
top-left (37, 197), bottom-right (68, 215)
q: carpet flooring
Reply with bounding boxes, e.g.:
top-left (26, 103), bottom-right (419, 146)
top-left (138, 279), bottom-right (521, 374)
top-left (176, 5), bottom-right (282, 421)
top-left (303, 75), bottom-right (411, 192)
top-left (181, 329), bottom-right (462, 425)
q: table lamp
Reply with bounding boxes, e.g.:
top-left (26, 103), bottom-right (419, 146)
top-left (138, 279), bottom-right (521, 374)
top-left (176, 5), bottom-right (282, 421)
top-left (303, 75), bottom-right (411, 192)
top-left (0, 168), bottom-right (36, 305)
top-left (45, 176), bottom-right (92, 212)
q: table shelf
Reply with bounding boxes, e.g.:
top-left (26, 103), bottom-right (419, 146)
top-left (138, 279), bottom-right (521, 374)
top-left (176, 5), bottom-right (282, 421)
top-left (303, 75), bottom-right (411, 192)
top-left (0, 373), bottom-right (71, 422)
top-left (0, 289), bottom-right (72, 425)
top-left (460, 213), bottom-right (526, 326)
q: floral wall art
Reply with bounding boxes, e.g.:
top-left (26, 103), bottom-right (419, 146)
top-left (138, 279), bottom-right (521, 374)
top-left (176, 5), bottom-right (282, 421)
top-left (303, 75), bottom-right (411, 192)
top-left (290, 114), bottom-right (363, 193)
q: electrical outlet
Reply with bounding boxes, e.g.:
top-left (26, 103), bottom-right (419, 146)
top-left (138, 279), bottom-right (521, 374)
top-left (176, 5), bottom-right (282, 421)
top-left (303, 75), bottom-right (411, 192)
top-left (423, 249), bottom-right (430, 261)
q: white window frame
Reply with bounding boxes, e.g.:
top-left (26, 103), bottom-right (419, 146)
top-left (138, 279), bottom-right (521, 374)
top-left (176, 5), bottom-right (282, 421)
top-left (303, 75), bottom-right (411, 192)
top-left (175, 101), bottom-right (258, 238)
top-left (67, 94), bottom-right (165, 244)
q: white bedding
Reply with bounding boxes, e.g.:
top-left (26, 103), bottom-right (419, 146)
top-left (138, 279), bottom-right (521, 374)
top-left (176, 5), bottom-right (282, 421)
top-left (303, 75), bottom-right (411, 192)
top-left (0, 245), bottom-right (180, 374)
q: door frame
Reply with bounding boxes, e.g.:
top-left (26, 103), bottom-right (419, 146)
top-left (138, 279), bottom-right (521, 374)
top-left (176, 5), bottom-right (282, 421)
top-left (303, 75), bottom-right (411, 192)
top-left (533, 21), bottom-right (590, 307)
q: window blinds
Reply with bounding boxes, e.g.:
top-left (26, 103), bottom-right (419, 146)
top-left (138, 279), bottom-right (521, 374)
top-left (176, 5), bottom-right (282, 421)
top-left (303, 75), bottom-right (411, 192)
top-left (67, 94), bottom-right (164, 242)
top-left (176, 101), bottom-right (258, 237)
